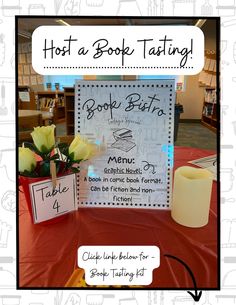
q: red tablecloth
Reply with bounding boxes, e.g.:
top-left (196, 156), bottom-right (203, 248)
top-left (19, 147), bottom-right (218, 288)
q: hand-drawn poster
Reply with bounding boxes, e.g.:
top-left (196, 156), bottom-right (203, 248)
top-left (75, 80), bottom-right (175, 209)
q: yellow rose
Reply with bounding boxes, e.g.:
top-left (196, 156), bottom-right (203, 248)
top-left (86, 143), bottom-right (98, 159)
top-left (19, 147), bottom-right (36, 173)
top-left (69, 134), bottom-right (92, 161)
top-left (31, 125), bottom-right (55, 153)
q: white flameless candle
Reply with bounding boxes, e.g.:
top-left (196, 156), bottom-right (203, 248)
top-left (171, 166), bottom-right (213, 228)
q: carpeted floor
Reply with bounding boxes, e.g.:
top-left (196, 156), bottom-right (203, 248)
top-left (56, 122), bottom-right (217, 151)
top-left (175, 123), bottom-right (217, 151)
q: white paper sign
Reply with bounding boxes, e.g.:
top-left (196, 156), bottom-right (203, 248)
top-left (75, 80), bottom-right (175, 209)
top-left (29, 174), bottom-right (77, 223)
top-left (19, 91), bottom-right (30, 102)
top-left (189, 154), bottom-right (217, 181)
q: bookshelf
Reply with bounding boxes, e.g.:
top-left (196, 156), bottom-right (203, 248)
top-left (34, 90), bottom-right (65, 123)
top-left (199, 50), bottom-right (217, 132)
top-left (64, 87), bottom-right (75, 135)
top-left (201, 88), bottom-right (217, 132)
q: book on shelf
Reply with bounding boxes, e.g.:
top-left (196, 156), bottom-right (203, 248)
top-left (208, 59), bottom-right (216, 72)
top-left (204, 88), bottom-right (216, 103)
top-left (203, 103), bottom-right (214, 116)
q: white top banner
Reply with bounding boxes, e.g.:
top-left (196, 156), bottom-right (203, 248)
top-left (32, 25), bottom-right (204, 75)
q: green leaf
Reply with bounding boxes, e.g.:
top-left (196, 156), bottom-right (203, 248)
top-left (23, 142), bottom-right (46, 159)
top-left (57, 143), bottom-right (69, 157)
top-left (70, 167), bottom-right (80, 173)
top-left (40, 144), bottom-right (52, 154)
top-left (62, 148), bottom-right (69, 157)
top-left (19, 170), bottom-right (39, 178)
top-left (72, 158), bottom-right (83, 164)
top-left (69, 152), bottom-right (75, 161)
top-left (39, 161), bottom-right (51, 177)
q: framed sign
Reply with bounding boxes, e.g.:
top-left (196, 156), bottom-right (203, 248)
top-left (75, 80), bottom-right (175, 209)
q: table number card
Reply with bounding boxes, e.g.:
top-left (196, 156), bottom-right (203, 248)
top-left (29, 174), bottom-right (77, 223)
top-left (75, 80), bottom-right (175, 209)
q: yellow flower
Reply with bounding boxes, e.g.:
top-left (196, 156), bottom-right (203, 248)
top-left (19, 147), bottom-right (36, 173)
top-left (86, 143), bottom-right (98, 159)
top-left (31, 125), bottom-right (55, 153)
top-left (69, 134), bottom-right (92, 161)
